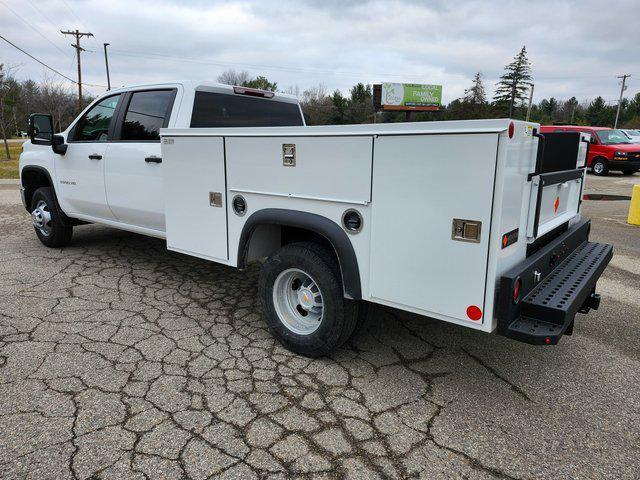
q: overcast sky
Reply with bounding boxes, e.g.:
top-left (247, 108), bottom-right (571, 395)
top-left (1, 0), bottom-right (638, 104)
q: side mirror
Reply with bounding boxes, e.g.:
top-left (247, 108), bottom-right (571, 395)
top-left (28, 113), bottom-right (54, 145)
top-left (52, 135), bottom-right (67, 155)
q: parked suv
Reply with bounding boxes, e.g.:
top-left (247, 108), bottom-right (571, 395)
top-left (540, 125), bottom-right (640, 175)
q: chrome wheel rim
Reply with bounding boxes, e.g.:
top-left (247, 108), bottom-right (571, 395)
top-left (273, 268), bottom-right (324, 335)
top-left (31, 200), bottom-right (52, 237)
top-left (593, 162), bottom-right (604, 174)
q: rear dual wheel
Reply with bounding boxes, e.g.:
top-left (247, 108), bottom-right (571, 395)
top-left (259, 242), bottom-right (359, 357)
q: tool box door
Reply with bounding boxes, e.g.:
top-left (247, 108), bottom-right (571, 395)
top-left (162, 136), bottom-right (228, 261)
top-left (369, 133), bottom-right (498, 324)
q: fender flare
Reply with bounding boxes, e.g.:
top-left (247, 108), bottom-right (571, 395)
top-left (20, 165), bottom-right (57, 212)
top-left (237, 208), bottom-right (362, 299)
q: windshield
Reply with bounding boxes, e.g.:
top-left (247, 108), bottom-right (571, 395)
top-left (595, 129), bottom-right (632, 145)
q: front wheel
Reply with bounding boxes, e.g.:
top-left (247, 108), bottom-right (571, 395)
top-left (30, 187), bottom-right (73, 248)
top-left (259, 242), bottom-right (359, 357)
top-left (591, 158), bottom-right (609, 176)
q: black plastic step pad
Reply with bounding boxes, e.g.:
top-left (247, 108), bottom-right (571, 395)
top-left (521, 242), bottom-right (612, 324)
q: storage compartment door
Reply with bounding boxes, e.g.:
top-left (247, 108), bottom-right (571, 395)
top-left (369, 134), bottom-right (498, 324)
top-left (162, 136), bottom-right (228, 261)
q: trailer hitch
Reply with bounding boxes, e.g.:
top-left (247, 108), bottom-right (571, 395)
top-left (579, 290), bottom-right (601, 314)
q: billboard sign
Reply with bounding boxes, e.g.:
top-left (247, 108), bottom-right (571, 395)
top-left (378, 83), bottom-right (442, 110)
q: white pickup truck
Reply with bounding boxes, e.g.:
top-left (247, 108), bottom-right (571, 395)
top-left (21, 80), bottom-right (612, 356)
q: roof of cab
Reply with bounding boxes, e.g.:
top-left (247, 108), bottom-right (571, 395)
top-left (104, 80), bottom-right (299, 103)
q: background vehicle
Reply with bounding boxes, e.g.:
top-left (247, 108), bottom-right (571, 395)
top-left (20, 82), bottom-right (611, 356)
top-left (620, 129), bottom-right (640, 143)
top-left (541, 125), bottom-right (640, 175)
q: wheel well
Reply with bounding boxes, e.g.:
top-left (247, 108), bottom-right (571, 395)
top-left (238, 209), bottom-right (362, 299)
top-left (21, 167), bottom-right (52, 211)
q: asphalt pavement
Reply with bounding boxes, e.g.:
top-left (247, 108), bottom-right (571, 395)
top-left (0, 173), bottom-right (638, 479)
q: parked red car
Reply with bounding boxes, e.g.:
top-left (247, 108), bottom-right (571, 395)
top-left (540, 125), bottom-right (640, 175)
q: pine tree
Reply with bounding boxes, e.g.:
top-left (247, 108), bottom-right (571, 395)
top-left (493, 46), bottom-right (533, 117)
top-left (464, 72), bottom-right (486, 104)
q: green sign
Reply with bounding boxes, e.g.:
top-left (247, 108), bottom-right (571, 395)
top-left (381, 83), bottom-right (442, 108)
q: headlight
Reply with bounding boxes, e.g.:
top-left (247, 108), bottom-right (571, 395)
top-left (614, 151), bottom-right (628, 156)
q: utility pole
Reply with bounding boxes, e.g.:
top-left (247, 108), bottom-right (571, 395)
top-left (508, 76), bottom-right (517, 118)
top-left (61, 29), bottom-right (94, 112)
top-left (614, 74), bottom-right (630, 129)
top-left (525, 83), bottom-right (535, 121)
top-left (103, 43), bottom-right (111, 90)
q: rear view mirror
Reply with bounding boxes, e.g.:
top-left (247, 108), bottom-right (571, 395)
top-left (28, 113), bottom-right (54, 145)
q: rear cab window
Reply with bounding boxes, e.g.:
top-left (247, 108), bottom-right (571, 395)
top-left (120, 90), bottom-right (176, 141)
top-left (190, 91), bottom-right (303, 128)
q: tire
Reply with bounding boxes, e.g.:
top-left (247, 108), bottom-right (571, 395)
top-left (30, 187), bottom-right (73, 248)
top-left (621, 170), bottom-right (637, 176)
top-left (259, 242), bottom-right (359, 357)
top-left (591, 158), bottom-right (609, 176)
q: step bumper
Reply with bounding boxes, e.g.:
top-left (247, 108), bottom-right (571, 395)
top-left (496, 219), bottom-right (613, 345)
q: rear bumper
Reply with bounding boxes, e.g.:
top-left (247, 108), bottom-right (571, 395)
top-left (496, 219), bottom-right (612, 345)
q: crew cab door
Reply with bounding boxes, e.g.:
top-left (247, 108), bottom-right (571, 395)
top-left (56, 94), bottom-right (122, 220)
top-left (105, 89), bottom-right (177, 232)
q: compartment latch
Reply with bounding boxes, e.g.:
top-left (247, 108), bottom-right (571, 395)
top-left (452, 219), bottom-right (482, 243)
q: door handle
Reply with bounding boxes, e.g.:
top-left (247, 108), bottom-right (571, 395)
top-left (88, 153), bottom-right (102, 160)
top-left (145, 156), bottom-right (162, 164)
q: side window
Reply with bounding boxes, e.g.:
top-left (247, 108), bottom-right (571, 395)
top-left (72, 94), bottom-right (121, 142)
top-left (588, 131), bottom-right (598, 144)
top-left (121, 90), bottom-right (175, 141)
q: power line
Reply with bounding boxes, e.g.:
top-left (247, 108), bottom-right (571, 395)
top-left (0, 0), bottom-right (69, 56)
top-left (109, 48), bottom-right (438, 80)
top-left (0, 34), bottom-right (106, 88)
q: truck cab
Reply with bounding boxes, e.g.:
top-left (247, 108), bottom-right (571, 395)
top-left (20, 81), bottom-right (304, 238)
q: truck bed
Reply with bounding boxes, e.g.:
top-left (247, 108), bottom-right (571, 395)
top-left (161, 119), bottom-right (583, 335)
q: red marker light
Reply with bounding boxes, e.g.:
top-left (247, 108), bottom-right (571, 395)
top-left (466, 305), bottom-right (482, 321)
top-left (545, 337), bottom-right (551, 345)
top-left (513, 278), bottom-right (522, 304)
top-left (508, 121), bottom-right (515, 138)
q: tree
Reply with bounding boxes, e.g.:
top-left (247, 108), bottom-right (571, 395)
top-left (244, 76), bottom-right (277, 92)
top-left (217, 69), bottom-right (251, 86)
top-left (493, 46), bottom-right (533, 117)
top-left (330, 90), bottom-right (348, 124)
top-left (458, 72), bottom-right (489, 119)
top-left (299, 84), bottom-right (333, 125)
top-left (585, 96), bottom-right (615, 127)
top-left (464, 72), bottom-right (486, 104)
top-left (345, 83), bottom-right (374, 124)
top-left (0, 64), bottom-right (18, 160)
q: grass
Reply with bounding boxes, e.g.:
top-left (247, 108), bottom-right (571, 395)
top-left (0, 142), bottom-right (22, 179)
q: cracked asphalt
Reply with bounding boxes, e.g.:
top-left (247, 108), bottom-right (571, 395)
top-left (0, 175), bottom-right (639, 479)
